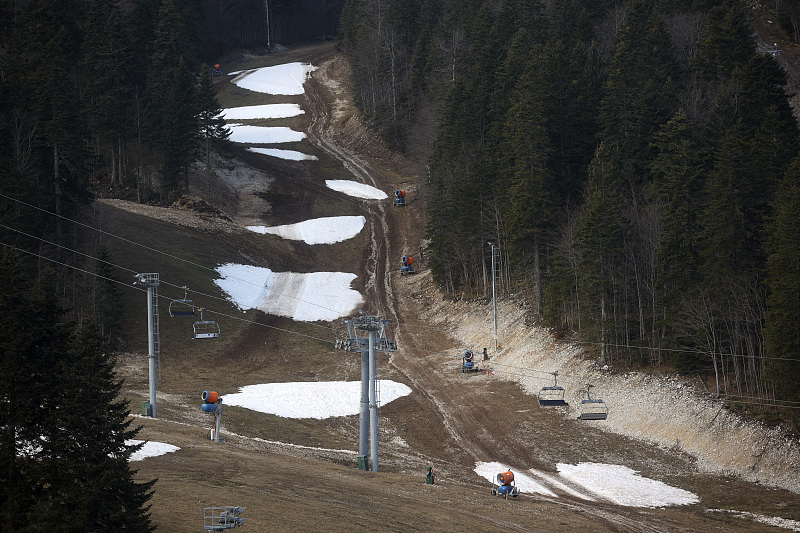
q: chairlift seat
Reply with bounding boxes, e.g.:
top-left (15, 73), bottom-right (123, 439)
top-left (537, 386), bottom-right (568, 407)
top-left (578, 398), bottom-right (608, 420)
top-left (538, 372), bottom-right (568, 407)
top-left (169, 299), bottom-right (195, 317)
top-left (194, 320), bottom-right (220, 339)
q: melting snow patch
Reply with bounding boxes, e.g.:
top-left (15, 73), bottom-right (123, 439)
top-left (248, 147), bottom-right (317, 161)
top-left (557, 463), bottom-right (699, 508)
top-left (214, 263), bottom-right (363, 321)
top-left (231, 62), bottom-right (316, 95)
top-left (706, 509), bottom-right (800, 532)
top-left (228, 124), bottom-right (305, 144)
top-left (127, 440), bottom-right (180, 462)
top-left (325, 180), bottom-right (388, 199)
top-left (222, 103), bottom-right (304, 120)
top-left (246, 216), bottom-right (365, 244)
top-left (223, 381), bottom-right (412, 419)
top-left (474, 462), bottom-right (556, 497)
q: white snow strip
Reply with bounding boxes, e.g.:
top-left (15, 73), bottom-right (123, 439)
top-left (223, 381), bottom-right (412, 419)
top-left (127, 440), bottom-right (180, 461)
top-left (248, 147), bottom-right (318, 161)
top-left (557, 463), bottom-right (699, 508)
top-left (214, 263), bottom-right (363, 321)
top-left (474, 462), bottom-right (557, 497)
top-left (706, 509), bottom-right (800, 532)
top-left (231, 62), bottom-right (316, 95)
top-left (228, 124), bottom-right (305, 144)
top-left (246, 216), bottom-right (365, 244)
top-left (222, 103), bottom-right (304, 120)
top-left (325, 180), bottom-right (388, 200)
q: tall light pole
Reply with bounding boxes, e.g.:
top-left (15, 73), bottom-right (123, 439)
top-left (488, 242), bottom-right (498, 352)
top-left (265, 0), bottom-right (271, 51)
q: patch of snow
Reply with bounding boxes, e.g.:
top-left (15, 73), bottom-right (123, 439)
top-left (228, 124), bottom-right (305, 144)
top-left (706, 509), bottom-right (800, 532)
top-left (127, 440), bottom-right (180, 462)
top-left (557, 462), bottom-right (699, 507)
top-left (222, 380), bottom-right (412, 419)
top-left (230, 62), bottom-right (316, 95)
top-left (248, 147), bottom-right (317, 161)
top-left (246, 216), bottom-right (365, 244)
top-left (474, 461), bottom-right (556, 497)
top-left (214, 263), bottom-right (363, 321)
top-left (222, 103), bottom-right (304, 120)
top-left (325, 180), bottom-right (388, 199)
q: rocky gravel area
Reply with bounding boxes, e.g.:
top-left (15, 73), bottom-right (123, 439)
top-left (409, 271), bottom-right (800, 494)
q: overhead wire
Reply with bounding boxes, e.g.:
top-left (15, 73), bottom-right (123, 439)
top-left (555, 338), bottom-right (800, 364)
top-left (0, 192), bottom-right (352, 329)
top-left (3, 195), bottom-right (797, 412)
top-left (0, 241), bottom-right (337, 346)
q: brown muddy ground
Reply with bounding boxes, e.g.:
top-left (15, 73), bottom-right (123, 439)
top-left (111, 42), bottom-right (800, 532)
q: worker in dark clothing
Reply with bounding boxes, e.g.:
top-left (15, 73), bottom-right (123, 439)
top-left (483, 347), bottom-right (489, 361)
top-left (426, 466), bottom-right (435, 484)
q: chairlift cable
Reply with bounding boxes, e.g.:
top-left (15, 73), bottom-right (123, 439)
top-left (0, 219), bottom-right (340, 334)
top-left (0, 194), bottom-right (352, 326)
top-left (0, 241), bottom-right (336, 346)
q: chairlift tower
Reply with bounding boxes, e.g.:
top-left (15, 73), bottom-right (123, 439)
top-left (134, 273), bottom-right (160, 418)
top-left (336, 313), bottom-right (396, 472)
top-left (203, 506), bottom-right (246, 531)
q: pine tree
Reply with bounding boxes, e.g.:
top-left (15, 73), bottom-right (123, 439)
top-left (764, 160), bottom-right (800, 418)
top-left (650, 110), bottom-right (709, 321)
top-left (196, 65), bottom-right (231, 202)
top-left (94, 244), bottom-right (124, 349)
top-left (28, 319), bottom-right (155, 531)
top-left (576, 142), bottom-right (626, 358)
top-left (84, 0), bottom-right (134, 188)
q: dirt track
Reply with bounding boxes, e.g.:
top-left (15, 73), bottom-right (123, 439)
top-left (116, 43), bottom-right (800, 532)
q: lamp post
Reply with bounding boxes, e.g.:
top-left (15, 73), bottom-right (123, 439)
top-left (488, 242), bottom-right (498, 352)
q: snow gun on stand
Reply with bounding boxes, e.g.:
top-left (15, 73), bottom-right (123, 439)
top-left (491, 470), bottom-right (520, 499)
top-left (461, 350), bottom-right (481, 373)
top-left (201, 390), bottom-right (225, 442)
top-left (401, 255), bottom-right (415, 276)
top-left (393, 190), bottom-right (406, 206)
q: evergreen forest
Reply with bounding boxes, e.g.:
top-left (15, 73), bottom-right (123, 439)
top-left (0, 0), bottom-right (342, 529)
top-left (340, 0), bottom-right (800, 425)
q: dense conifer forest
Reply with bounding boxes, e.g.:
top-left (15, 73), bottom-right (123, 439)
top-left (339, 0), bottom-right (800, 425)
top-left (0, 1), bottom-right (342, 528)
top-left (2, 0), bottom-right (800, 524)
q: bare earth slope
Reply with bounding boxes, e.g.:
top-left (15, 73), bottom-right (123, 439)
top-left (113, 43), bottom-right (800, 532)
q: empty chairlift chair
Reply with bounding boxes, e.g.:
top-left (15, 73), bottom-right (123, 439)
top-left (169, 287), bottom-right (196, 317)
top-left (537, 371), bottom-right (568, 407)
top-left (193, 308), bottom-right (220, 339)
top-left (578, 384), bottom-right (608, 420)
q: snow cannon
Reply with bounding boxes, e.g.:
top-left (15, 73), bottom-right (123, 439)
top-left (201, 390), bottom-right (220, 412)
top-left (491, 470), bottom-right (519, 499)
top-left (201, 390), bottom-right (224, 441)
top-left (401, 255), bottom-right (415, 276)
top-left (202, 390), bottom-right (219, 403)
top-left (461, 350), bottom-right (479, 372)
top-left (393, 190), bottom-right (406, 206)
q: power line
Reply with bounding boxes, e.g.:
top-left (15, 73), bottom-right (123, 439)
top-left (0, 193), bottom-right (354, 325)
top-left (0, 242), bottom-right (337, 346)
top-left (555, 338), bottom-right (800, 364)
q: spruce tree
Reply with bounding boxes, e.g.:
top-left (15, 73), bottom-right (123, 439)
top-left (764, 160), bottom-right (800, 418)
top-left (196, 65), bottom-right (231, 201)
top-left (27, 319), bottom-right (155, 531)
